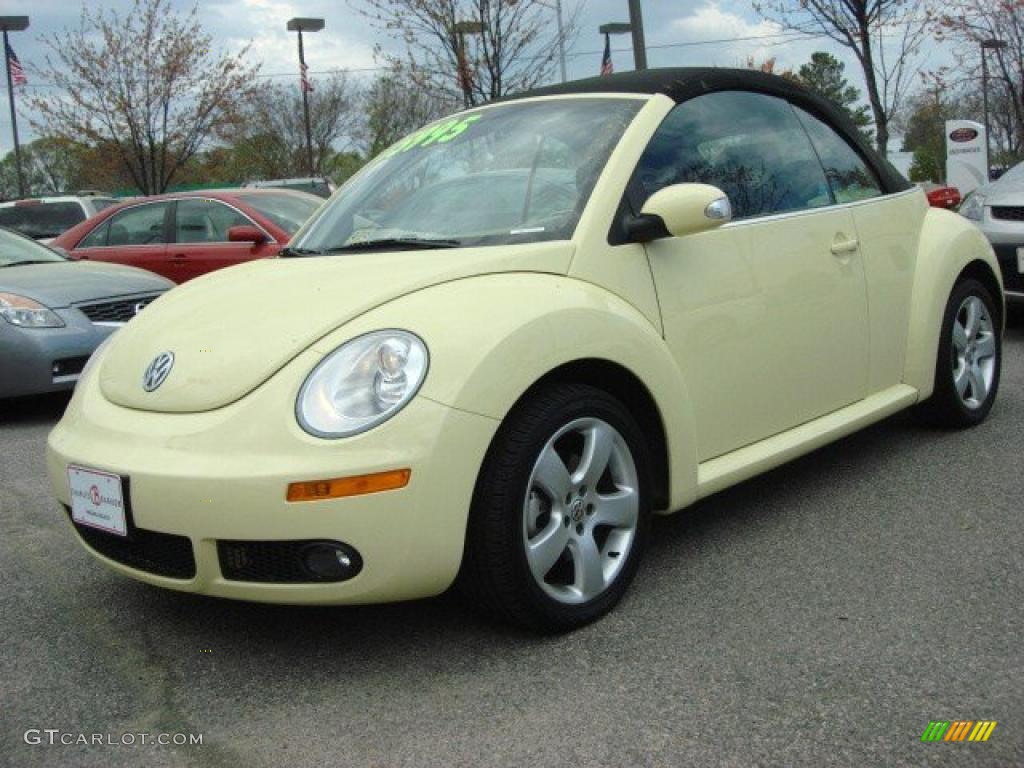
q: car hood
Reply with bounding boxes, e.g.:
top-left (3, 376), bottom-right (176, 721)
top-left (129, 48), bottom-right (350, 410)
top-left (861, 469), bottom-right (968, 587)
top-left (976, 175), bottom-right (1024, 206)
top-left (0, 262), bottom-right (172, 307)
top-left (99, 243), bottom-right (574, 413)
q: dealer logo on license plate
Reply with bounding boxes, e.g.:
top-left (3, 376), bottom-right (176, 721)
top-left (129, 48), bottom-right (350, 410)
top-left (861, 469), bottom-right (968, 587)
top-left (68, 466), bottom-right (127, 537)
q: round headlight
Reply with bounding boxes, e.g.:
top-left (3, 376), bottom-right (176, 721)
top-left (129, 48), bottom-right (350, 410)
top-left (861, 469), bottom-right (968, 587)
top-left (296, 330), bottom-right (428, 438)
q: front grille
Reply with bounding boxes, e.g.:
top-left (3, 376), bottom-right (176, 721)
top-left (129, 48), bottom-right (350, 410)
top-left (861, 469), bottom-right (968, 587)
top-left (78, 294), bottom-right (160, 324)
top-left (65, 506), bottom-right (195, 579)
top-left (218, 540), bottom-right (362, 583)
top-left (992, 245), bottom-right (1024, 293)
top-left (990, 206), bottom-right (1024, 221)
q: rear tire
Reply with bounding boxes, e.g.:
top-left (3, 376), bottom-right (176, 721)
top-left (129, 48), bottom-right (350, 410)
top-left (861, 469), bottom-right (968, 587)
top-left (915, 278), bottom-right (1001, 428)
top-left (458, 383), bottom-right (651, 632)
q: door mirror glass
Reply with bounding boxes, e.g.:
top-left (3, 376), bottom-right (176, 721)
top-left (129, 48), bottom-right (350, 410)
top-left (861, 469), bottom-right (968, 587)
top-left (626, 183), bottom-right (731, 242)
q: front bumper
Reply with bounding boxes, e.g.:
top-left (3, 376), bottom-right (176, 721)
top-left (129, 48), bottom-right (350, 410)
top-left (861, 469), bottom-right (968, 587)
top-left (47, 350), bottom-right (499, 604)
top-left (989, 244), bottom-right (1024, 302)
top-left (975, 211), bottom-right (1024, 301)
top-left (0, 308), bottom-right (114, 399)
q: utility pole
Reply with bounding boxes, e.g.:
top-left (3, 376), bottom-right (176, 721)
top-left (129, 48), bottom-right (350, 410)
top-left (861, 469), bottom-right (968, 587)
top-left (1, 16), bottom-right (29, 199)
top-left (627, 0), bottom-right (647, 70)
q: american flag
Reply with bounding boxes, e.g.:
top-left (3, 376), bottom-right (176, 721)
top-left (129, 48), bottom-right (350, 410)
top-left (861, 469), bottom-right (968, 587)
top-left (5, 40), bottom-right (27, 87)
top-left (300, 61), bottom-right (313, 92)
top-left (600, 33), bottom-right (613, 76)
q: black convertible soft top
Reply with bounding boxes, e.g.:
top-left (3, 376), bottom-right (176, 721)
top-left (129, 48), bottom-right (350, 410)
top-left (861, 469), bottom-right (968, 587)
top-left (508, 67), bottom-right (911, 194)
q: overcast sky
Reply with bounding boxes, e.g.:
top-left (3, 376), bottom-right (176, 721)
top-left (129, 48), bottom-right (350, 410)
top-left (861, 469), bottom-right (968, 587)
top-left (1, 0), bottom-right (949, 154)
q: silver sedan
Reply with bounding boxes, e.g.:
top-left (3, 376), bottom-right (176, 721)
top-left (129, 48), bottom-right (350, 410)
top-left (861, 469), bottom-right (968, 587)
top-left (0, 226), bottom-right (172, 399)
top-left (960, 162), bottom-right (1024, 303)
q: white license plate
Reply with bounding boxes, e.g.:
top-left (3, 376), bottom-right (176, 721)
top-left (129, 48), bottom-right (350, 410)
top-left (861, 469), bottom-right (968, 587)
top-left (1018, 247), bottom-right (1024, 274)
top-left (68, 465), bottom-right (127, 537)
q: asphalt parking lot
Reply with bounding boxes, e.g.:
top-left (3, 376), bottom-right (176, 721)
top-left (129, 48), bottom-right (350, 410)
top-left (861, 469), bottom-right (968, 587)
top-left (1, 316), bottom-right (1022, 768)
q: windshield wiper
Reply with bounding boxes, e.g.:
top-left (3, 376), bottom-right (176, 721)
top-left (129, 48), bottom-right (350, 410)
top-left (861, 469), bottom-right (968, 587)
top-left (277, 246), bottom-right (323, 258)
top-left (1, 260), bottom-right (63, 268)
top-left (316, 237), bottom-right (462, 253)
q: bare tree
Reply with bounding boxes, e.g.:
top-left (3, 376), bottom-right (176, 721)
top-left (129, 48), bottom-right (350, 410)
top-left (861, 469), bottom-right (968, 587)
top-left (29, 0), bottom-right (260, 194)
top-left (752, 0), bottom-right (932, 154)
top-left (356, 0), bottom-right (578, 107)
top-left (932, 0), bottom-right (1024, 159)
top-left (219, 73), bottom-right (363, 180)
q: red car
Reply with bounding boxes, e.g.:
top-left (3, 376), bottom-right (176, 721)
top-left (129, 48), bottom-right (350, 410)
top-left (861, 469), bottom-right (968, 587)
top-left (924, 185), bottom-right (962, 210)
top-left (51, 189), bottom-right (322, 283)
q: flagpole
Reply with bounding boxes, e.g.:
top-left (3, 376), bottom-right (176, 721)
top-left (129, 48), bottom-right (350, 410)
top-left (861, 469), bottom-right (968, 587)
top-left (3, 27), bottom-right (26, 198)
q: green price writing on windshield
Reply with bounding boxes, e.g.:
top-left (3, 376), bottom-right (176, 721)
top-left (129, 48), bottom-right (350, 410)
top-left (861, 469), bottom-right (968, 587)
top-left (382, 115), bottom-right (484, 158)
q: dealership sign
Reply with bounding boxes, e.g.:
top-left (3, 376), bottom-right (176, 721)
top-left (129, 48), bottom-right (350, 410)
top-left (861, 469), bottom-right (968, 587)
top-left (946, 120), bottom-right (987, 196)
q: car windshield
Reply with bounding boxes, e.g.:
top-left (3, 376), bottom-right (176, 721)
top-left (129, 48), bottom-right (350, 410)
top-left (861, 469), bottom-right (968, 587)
top-left (236, 192), bottom-right (321, 235)
top-left (0, 201), bottom-right (86, 239)
top-left (290, 98), bottom-right (644, 252)
top-left (0, 226), bottom-right (66, 266)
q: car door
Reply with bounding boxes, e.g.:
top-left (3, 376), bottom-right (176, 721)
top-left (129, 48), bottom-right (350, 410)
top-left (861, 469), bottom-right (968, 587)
top-left (71, 202), bottom-right (172, 279)
top-left (169, 199), bottom-right (277, 282)
top-left (793, 107), bottom-right (922, 393)
top-left (633, 90), bottom-right (870, 461)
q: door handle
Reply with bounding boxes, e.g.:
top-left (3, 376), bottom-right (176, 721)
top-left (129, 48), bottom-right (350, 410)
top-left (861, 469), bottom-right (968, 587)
top-left (172, 253), bottom-right (187, 259)
top-left (830, 238), bottom-right (859, 255)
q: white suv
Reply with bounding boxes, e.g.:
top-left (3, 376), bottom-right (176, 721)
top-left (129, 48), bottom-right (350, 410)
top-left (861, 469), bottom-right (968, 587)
top-left (0, 194), bottom-right (120, 243)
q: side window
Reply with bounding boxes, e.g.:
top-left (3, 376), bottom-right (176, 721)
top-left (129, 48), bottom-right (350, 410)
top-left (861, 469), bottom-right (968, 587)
top-left (632, 91), bottom-right (833, 220)
top-left (794, 109), bottom-right (883, 204)
top-left (107, 203), bottom-right (170, 246)
top-left (78, 220), bottom-right (110, 248)
top-left (174, 199), bottom-right (253, 243)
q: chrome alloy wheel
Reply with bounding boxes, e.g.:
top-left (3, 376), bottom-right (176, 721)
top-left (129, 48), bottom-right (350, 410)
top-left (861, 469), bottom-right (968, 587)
top-left (951, 295), bottom-right (997, 410)
top-left (522, 417), bottom-right (639, 605)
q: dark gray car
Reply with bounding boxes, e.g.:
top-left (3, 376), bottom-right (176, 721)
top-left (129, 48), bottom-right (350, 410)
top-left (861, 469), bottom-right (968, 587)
top-left (0, 227), bottom-right (172, 399)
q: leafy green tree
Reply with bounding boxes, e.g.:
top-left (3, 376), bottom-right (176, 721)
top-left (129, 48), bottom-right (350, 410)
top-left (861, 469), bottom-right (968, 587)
top-left (361, 70), bottom-right (455, 158)
top-left (793, 52), bottom-right (873, 142)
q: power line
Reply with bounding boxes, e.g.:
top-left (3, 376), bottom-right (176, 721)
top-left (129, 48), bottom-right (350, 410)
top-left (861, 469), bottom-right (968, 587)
top-left (3, 28), bottom-right (833, 89)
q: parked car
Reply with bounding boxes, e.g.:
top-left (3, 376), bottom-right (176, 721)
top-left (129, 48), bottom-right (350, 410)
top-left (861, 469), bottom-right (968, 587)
top-left (47, 69), bottom-right (1003, 631)
top-left (51, 189), bottom-right (322, 283)
top-left (922, 184), bottom-right (962, 210)
top-left (0, 226), bottom-right (171, 399)
top-left (243, 177), bottom-right (335, 198)
top-left (959, 160), bottom-right (1024, 303)
top-left (0, 193), bottom-right (120, 242)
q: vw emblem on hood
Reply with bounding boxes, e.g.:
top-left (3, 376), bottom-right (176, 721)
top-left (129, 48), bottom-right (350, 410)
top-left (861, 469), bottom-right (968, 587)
top-left (142, 351), bottom-right (175, 392)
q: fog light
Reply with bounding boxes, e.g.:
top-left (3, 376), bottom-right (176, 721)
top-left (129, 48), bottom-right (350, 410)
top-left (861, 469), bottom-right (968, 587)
top-left (300, 541), bottom-right (363, 581)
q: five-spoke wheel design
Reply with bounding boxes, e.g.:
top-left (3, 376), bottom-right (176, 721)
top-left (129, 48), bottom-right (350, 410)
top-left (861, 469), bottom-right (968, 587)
top-left (951, 295), bottom-right (997, 410)
top-left (523, 418), bottom-right (639, 605)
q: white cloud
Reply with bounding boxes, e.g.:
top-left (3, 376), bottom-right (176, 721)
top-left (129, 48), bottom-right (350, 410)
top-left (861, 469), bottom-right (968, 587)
top-left (666, 2), bottom-right (827, 72)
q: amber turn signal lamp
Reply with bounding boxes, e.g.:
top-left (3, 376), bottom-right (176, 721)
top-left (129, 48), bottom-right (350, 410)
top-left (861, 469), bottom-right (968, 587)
top-left (286, 469), bottom-right (411, 502)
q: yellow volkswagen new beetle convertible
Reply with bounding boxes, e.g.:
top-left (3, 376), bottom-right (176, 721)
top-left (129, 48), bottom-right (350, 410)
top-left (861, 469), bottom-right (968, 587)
top-left (48, 69), bottom-right (1003, 631)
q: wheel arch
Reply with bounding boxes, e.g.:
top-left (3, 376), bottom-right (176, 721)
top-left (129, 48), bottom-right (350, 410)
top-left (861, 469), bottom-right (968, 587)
top-left (508, 358), bottom-right (671, 512)
top-left (903, 210), bottom-right (1004, 398)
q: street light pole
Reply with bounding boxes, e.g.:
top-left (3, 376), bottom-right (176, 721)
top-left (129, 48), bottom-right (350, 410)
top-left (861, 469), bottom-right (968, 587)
top-left (1, 16), bottom-right (29, 199)
top-left (554, 0), bottom-right (567, 83)
top-left (627, 0), bottom-right (647, 71)
top-left (454, 20), bottom-right (484, 107)
top-left (980, 38), bottom-right (1007, 180)
top-left (287, 17), bottom-right (325, 178)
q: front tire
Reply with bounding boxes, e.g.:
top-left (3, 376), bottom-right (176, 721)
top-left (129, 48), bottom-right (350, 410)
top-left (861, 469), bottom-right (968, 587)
top-left (916, 278), bottom-right (1001, 428)
top-left (458, 383), bottom-right (652, 632)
